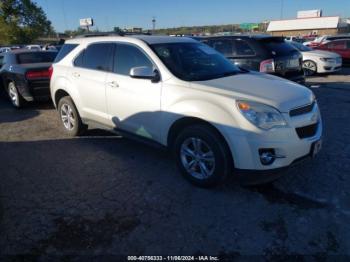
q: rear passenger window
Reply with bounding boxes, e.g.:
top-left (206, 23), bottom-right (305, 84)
top-left (346, 41), bottom-right (350, 49)
top-left (75, 43), bottom-right (114, 72)
top-left (114, 43), bottom-right (153, 76)
top-left (209, 40), bottom-right (233, 56)
top-left (328, 41), bottom-right (346, 50)
top-left (234, 40), bottom-right (255, 56)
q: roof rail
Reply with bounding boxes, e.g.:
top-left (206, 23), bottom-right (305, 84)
top-left (74, 31), bottom-right (152, 39)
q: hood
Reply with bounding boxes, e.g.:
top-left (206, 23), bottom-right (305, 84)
top-left (305, 50), bottom-right (340, 58)
top-left (191, 72), bottom-right (313, 113)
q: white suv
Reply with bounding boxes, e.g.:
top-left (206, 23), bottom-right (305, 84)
top-left (50, 35), bottom-right (322, 187)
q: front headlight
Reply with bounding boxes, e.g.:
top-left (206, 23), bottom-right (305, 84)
top-left (236, 100), bottom-right (287, 130)
top-left (320, 57), bottom-right (335, 63)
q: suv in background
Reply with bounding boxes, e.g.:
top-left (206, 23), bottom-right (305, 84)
top-left (50, 36), bottom-right (322, 187)
top-left (197, 35), bottom-right (305, 84)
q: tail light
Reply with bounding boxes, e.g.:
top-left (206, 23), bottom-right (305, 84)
top-left (260, 59), bottom-right (275, 73)
top-left (48, 65), bottom-right (53, 80)
top-left (25, 69), bottom-right (51, 80)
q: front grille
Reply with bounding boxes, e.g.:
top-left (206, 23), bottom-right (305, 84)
top-left (296, 123), bottom-right (318, 139)
top-left (289, 102), bottom-right (315, 117)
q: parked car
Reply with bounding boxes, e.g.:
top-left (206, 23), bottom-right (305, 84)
top-left (25, 45), bottom-right (42, 51)
top-left (0, 47), bottom-right (11, 53)
top-left (305, 35), bottom-right (350, 47)
top-left (0, 50), bottom-right (58, 107)
top-left (289, 41), bottom-right (342, 76)
top-left (196, 35), bottom-right (305, 84)
top-left (285, 36), bottom-right (305, 43)
top-left (314, 39), bottom-right (350, 65)
top-left (50, 36), bottom-right (322, 187)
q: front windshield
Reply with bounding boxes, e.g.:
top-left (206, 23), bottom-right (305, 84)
top-left (151, 42), bottom-right (241, 81)
top-left (290, 42), bottom-right (313, 52)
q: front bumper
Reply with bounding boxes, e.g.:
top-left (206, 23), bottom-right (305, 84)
top-left (223, 105), bottom-right (322, 173)
top-left (317, 60), bottom-right (342, 73)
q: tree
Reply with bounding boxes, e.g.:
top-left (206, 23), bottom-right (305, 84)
top-left (0, 0), bottom-right (54, 44)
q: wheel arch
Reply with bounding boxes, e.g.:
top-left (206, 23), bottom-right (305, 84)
top-left (54, 89), bottom-right (71, 108)
top-left (166, 116), bottom-right (235, 167)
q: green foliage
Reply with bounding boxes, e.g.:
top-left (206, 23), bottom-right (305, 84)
top-left (0, 0), bottom-right (54, 45)
top-left (153, 23), bottom-right (265, 35)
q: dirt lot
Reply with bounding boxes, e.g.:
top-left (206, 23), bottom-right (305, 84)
top-left (0, 69), bottom-right (350, 260)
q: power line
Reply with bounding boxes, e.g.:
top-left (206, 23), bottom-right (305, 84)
top-left (61, 0), bottom-right (68, 30)
top-left (280, 0), bottom-right (284, 19)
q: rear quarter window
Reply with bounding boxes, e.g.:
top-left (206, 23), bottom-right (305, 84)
top-left (234, 40), bottom-right (255, 56)
top-left (54, 44), bottom-right (78, 63)
top-left (208, 39), bottom-right (233, 57)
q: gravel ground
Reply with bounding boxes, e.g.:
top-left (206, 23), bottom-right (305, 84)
top-left (0, 69), bottom-right (349, 260)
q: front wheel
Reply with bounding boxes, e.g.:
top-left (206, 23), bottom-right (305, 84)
top-left (173, 124), bottom-right (232, 187)
top-left (303, 60), bottom-right (317, 76)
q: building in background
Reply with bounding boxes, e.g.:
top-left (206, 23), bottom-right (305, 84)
top-left (267, 10), bottom-right (350, 37)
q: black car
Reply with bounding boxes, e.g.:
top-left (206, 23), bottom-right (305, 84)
top-left (0, 50), bottom-right (57, 107)
top-left (196, 35), bottom-right (305, 84)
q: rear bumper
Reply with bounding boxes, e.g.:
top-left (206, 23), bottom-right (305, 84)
top-left (16, 79), bottom-right (51, 101)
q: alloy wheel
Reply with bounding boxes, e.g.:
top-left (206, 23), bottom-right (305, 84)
top-left (303, 61), bottom-right (317, 76)
top-left (180, 137), bottom-right (216, 180)
top-left (8, 83), bottom-right (19, 107)
top-left (60, 103), bottom-right (75, 130)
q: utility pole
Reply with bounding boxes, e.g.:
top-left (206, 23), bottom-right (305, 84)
top-left (152, 17), bottom-right (156, 34)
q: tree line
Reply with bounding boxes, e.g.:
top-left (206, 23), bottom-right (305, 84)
top-left (0, 0), bottom-right (53, 45)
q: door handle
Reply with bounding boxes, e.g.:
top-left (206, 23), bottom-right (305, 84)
top-left (72, 72), bottom-right (80, 78)
top-left (107, 81), bottom-right (119, 88)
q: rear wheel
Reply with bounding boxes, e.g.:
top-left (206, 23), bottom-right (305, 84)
top-left (7, 82), bottom-right (24, 108)
top-left (173, 124), bottom-right (232, 187)
top-left (57, 96), bottom-right (86, 136)
top-left (303, 60), bottom-right (317, 76)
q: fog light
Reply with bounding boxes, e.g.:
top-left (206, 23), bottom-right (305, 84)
top-left (259, 149), bottom-right (276, 165)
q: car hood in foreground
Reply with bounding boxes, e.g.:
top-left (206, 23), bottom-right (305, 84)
top-left (191, 72), bottom-right (313, 113)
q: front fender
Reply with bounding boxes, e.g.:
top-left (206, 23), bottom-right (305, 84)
top-left (161, 99), bottom-right (240, 146)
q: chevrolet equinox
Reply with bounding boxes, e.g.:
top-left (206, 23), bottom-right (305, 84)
top-left (50, 36), bottom-right (322, 187)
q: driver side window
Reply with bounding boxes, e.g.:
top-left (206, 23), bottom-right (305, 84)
top-left (114, 43), bottom-right (153, 76)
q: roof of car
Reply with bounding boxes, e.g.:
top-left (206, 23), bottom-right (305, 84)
top-left (66, 35), bottom-right (197, 45)
top-left (132, 35), bottom-right (197, 44)
top-left (197, 34), bottom-right (281, 40)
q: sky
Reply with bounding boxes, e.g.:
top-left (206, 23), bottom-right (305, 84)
top-left (35, 0), bottom-right (350, 32)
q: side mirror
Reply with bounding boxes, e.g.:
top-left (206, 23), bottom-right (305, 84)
top-left (130, 66), bottom-right (160, 82)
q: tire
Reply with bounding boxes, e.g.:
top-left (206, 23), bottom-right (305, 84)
top-left (303, 60), bottom-right (317, 76)
top-left (57, 96), bottom-right (86, 136)
top-left (173, 124), bottom-right (232, 188)
top-left (7, 82), bottom-right (25, 108)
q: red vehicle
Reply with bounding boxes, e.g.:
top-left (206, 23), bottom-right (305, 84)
top-left (315, 39), bottom-right (350, 65)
